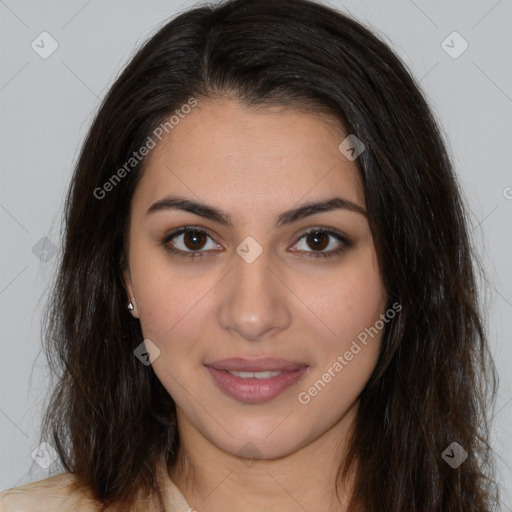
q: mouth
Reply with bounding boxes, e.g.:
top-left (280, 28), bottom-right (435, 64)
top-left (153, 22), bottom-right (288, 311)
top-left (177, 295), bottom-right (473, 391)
top-left (204, 357), bottom-right (309, 404)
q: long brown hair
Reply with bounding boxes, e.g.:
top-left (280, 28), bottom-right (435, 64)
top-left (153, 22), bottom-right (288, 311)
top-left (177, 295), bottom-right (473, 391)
top-left (39, 0), bottom-right (499, 510)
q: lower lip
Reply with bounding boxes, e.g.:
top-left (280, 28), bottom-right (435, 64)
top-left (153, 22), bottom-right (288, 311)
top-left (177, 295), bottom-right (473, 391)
top-left (205, 366), bottom-right (308, 404)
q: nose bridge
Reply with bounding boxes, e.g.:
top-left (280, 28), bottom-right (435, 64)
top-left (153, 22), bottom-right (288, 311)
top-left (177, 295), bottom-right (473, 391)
top-left (234, 243), bottom-right (273, 296)
top-left (218, 240), bottom-right (291, 340)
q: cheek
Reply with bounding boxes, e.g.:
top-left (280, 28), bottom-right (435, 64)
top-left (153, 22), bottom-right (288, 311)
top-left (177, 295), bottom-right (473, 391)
top-left (130, 249), bottom-right (182, 343)
top-left (135, 276), bottom-right (174, 340)
top-left (296, 250), bottom-right (386, 407)
top-left (299, 248), bottom-right (386, 348)
top-left (296, 254), bottom-right (385, 404)
top-left (130, 234), bottom-right (221, 342)
top-left (132, 262), bottom-right (217, 358)
top-left (137, 281), bottom-right (199, 346)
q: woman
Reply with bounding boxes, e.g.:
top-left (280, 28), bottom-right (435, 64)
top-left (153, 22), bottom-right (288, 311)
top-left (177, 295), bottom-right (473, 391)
top-left (0, 0), bottom-right (499, 510)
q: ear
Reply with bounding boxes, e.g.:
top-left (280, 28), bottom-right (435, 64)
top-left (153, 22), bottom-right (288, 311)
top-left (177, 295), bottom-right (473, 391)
top-left (123, 268), bottom-right (139, 318)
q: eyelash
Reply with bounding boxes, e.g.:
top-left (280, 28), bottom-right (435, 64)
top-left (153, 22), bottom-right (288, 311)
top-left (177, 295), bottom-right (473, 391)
top-left (161, 226), bottom-right (352, 261)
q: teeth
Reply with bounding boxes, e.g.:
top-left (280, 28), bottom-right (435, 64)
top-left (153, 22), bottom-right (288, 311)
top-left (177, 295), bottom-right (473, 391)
top-left (228, 370), bottom-right (282, 379)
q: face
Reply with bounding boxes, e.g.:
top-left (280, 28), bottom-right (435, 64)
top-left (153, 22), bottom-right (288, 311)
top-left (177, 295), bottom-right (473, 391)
top-left (123, 97), bottom-right (387, 461)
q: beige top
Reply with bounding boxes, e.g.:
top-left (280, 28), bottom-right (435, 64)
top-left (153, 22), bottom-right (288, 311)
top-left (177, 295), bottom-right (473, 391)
top-left (0, 463), bottom-right (193, 512)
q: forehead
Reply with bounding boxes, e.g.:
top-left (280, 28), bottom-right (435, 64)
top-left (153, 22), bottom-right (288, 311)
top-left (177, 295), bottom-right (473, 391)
top-left (132, 98), bottom-right (365, 216)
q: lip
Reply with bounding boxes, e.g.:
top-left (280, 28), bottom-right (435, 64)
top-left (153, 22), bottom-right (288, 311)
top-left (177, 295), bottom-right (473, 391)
top-left (205, 357), bottom-right (308, 372)
top-left (204, 358), bottom-right (309, 404)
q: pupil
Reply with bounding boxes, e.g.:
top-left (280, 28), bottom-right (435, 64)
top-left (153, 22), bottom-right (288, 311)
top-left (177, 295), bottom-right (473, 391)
top-left (308, 232), bottom-right (328, 251)
top-left (185, 231), bottom-right (205, 250)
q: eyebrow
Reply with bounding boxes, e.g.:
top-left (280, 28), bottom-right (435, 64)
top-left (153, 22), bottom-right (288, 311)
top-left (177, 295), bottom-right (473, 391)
top-left (146, 195), bottom-right (367, 227)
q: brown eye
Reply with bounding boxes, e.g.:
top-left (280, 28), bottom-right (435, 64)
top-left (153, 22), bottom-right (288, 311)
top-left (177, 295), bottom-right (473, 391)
top-left (163, 226), bottom-right (351, 261)
top-left (291, 228), bottom-right (352, 259)
top-left (182, 230), bottom-right (208, 251)
top-left (305, 231), bottom-right (330, 252)
top-left (162, 227), bottom-right (221, 260)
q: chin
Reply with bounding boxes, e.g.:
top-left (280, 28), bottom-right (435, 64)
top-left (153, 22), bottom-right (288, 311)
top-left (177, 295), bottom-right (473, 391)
top-left (212, 415), bottom-right (312, 460)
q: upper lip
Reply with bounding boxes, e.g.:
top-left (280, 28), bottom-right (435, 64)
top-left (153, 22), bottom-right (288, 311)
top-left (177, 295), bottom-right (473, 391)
top-left (205, 357), bottom-right (308, 372)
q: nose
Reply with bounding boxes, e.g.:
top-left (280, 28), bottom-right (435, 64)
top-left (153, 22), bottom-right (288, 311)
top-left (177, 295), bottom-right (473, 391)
top-left (218, 246), bottom-right (292, 342)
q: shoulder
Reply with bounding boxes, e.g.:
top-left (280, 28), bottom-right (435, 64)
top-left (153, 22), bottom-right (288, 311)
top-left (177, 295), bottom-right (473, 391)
top-left (0, 472), bottom-right (101, 512)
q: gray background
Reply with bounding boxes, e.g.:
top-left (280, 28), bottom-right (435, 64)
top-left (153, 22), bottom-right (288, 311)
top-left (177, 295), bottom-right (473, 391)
top-left (1, 0), bottom-right (511, 508)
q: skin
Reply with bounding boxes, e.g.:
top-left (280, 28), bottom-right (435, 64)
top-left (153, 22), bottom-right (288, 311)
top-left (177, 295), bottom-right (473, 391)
top-left (123, 97), bottom-right (387, 512)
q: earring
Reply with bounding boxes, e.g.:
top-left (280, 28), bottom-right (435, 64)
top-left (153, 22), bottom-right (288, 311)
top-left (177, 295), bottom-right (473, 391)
top-left (127, 302), bottom-right (134, 311)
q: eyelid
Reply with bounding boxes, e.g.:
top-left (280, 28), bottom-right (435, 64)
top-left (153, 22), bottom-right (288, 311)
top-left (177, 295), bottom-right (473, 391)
top-left (162, 225), bottom-right (221, 250)
top-left (293, 225), bottom-right (351, 245)
top-left (289, 226), bottom-right (352, 259)
top-left (162, 225), bottom-right (351, 259)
